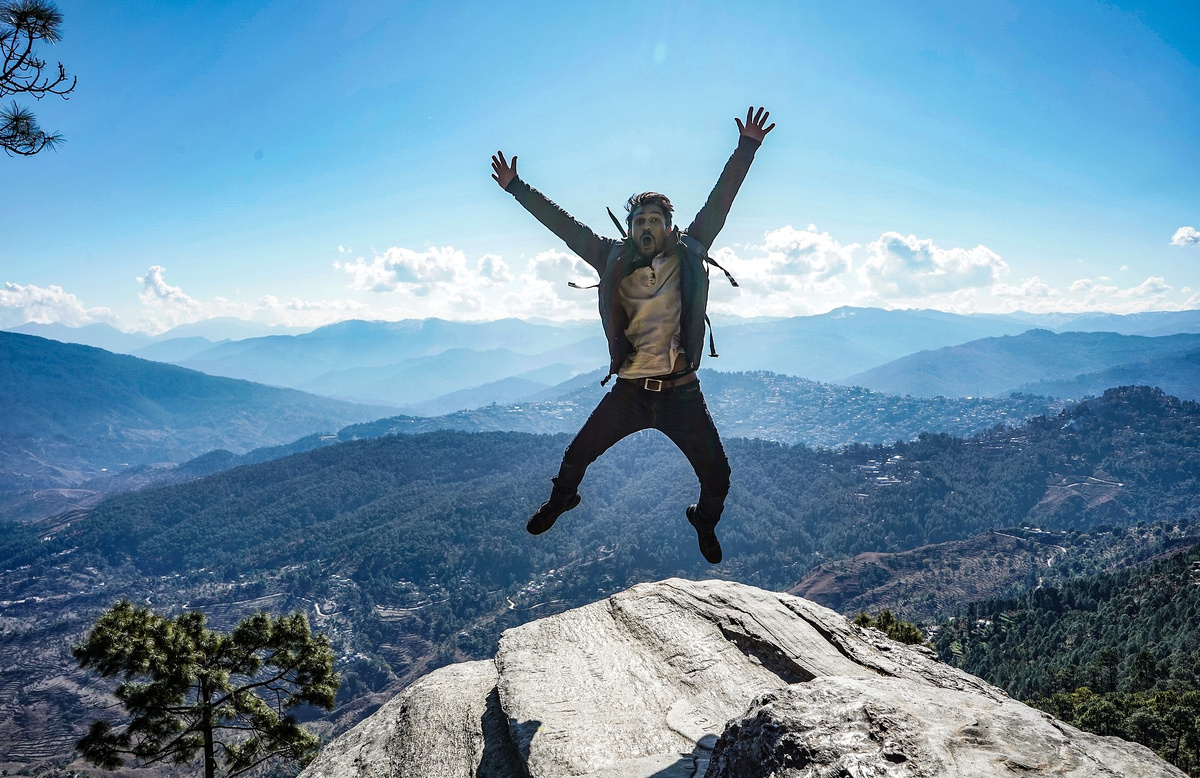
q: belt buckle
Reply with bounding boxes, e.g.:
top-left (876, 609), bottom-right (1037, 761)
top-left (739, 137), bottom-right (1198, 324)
top-left (643, 377), bottom-right (664, 391)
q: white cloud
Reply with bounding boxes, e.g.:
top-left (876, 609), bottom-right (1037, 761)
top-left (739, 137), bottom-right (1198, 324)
top-left (1061, 275), bottom-right (1176, 313)
top-left (136, 265), bottom-right (210, 330)
top-left (504, 251), bottom-right (595, 319)
top-left (29, 223), bottom-right (1199, 336)
top-left (526, 249), bottom-right (595, 283)
top-left (1122, 276), bottom-right (1172, 298)
top-left (858, 232), bottom-right (1009, 298)
top-left (760, 224), bottom-right (855, 280)
top-left (0, 281), bottom-right (115, 328)
top-left (133, 266), bottom-right (380, 333)
top-left (256, 295), bottom-right (372, 326)
top-left (477, 254), bottom-right (512, 284)
top-left (994, 276), bottom-right (1058, 300)
top-left (1170, 226), bottom-right (1200, 246)
top-left (138, 265), bottom-right (203, 310)
top-left (703, 225), bottom-right (858, 317)
top-left (330, 244), bottom-right (595, 320)
top-left (335, 246), bottom-right (469, 292)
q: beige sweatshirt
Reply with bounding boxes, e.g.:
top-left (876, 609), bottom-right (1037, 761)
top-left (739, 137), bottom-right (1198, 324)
top-left (617, 251), bottom-right (684, 379)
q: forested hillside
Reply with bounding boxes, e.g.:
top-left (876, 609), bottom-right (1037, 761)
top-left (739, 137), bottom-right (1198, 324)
top-left (0, 332), bottom-right (391, 521)
top-left (791, 522), bottom-right (1200, 623)
top-left (1, 385), bottom-right (1197, 774)
top-left (9, 365), bottom-right (1067, 524)
top-left (935, 544), bottom-right (1200, 774)
top-left (344, 370), bottom-right (1068, 448)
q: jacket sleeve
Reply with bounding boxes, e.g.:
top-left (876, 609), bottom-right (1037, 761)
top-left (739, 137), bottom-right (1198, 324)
top-left (686, 135), bottom-right (762, 250)
top-left (505, 176), bottom-right (614, 275)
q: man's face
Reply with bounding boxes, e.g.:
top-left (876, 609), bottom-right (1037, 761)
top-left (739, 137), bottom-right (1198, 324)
top-left (630, 205), bottom-right (670, 258)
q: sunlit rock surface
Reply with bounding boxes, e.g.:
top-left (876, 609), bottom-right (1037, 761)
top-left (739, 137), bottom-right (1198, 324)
top-left (300, 578), bottom-right (1183, 778)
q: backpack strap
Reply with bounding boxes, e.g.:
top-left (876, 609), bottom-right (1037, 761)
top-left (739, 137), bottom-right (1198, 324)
top-left (607, 207), bottom-right (629, 239)
top-left (705, 314), bottom-right (719, 357)
top-left (705, 254), bottom-right (739, 287)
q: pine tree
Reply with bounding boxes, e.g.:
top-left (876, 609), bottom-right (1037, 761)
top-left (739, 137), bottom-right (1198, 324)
top-left (74, 600), bottom-right (338, 778)
top-left (1, 0), bottom-right (77, 155)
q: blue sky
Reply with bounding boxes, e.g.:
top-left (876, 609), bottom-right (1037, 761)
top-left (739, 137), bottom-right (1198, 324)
top-left (2, 0), bottom-right (1198, 333)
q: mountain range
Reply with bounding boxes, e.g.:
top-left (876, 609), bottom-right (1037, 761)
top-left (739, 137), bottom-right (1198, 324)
top-left (1, 332), bottom-right (1077, 524)
top-left (8, 317), bottom-right (310, 353)
top-left (6, 308), bottom-right (1200, 776)
top-left (846, 329), bottom-right (1200, 400)
top-left (11, 307), bottom-right (1200, 409)
top-left (2, 389), bottom-right (1200, 773)
top-left (1, 386), bottom-right (1197, 774)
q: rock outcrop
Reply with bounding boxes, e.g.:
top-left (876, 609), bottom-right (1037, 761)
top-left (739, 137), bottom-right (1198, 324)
top-left (301, 578), bottom-right (1184, 778)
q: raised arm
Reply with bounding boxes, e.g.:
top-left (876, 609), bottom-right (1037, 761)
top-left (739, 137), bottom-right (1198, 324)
top-left (492, 151), bottom-right (613, 274)
top-left (686, 106), bottom-right (775, 250)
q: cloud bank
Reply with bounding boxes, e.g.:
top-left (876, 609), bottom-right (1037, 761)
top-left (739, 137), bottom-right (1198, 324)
top-left (0, 282), bottom-right (114, 328)
top-left (6, 222), bottom-right (1197, 335)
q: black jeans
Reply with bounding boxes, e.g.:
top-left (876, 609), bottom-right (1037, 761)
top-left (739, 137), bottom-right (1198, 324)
top-left (550, 377), bottom-right (730, 527)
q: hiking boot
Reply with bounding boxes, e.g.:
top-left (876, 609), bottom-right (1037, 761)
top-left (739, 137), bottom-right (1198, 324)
top-left (526, 492), bottom-right (581, 535)
top-left (687, 504), bottom-right (722, 564)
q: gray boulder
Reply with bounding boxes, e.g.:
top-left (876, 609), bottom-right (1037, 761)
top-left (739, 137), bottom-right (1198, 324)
top-left (300, 578), bottom-right (1183, 778)
top-left (708, 677), bottom-right (1178, 777)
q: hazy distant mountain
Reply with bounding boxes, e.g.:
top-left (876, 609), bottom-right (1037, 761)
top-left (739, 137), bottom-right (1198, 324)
top-left (843, 330), bottom-right (1200, 398)
top-left (131, 336), bottom-right (227, 363)
top-left (4, 319), bottom-right (309, 356)
top-left (298, 344), bottom-right (602, 407)
top-left (716, 307), bottom-right (1197, 380)
top-left (155, 317), bottom-right (311, 341)
top-left (1000, 308), bottom-right (1200, 337)
top-left (179, 318), bottom-right (600, 387)
top-left (168, 307), bottom-right (1198, 395)
top-left (7, 321), bottom-right (154, 353)
top-left (1016, 347), bottom-right (1200, 402)
top-left (13, 308), bottom-right (1200, 406)
top-left (0, 332), bottom-right (391, 518)
top-left (159, 309), bottom-right (1039, 397)
top-left (403, 364), bottom-right (579, 416)
top-left (710, 307), bottom-right (1033, 380)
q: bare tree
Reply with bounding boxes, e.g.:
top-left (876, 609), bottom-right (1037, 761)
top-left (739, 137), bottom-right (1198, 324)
top-left (1, 0), bottom-right (75, 156)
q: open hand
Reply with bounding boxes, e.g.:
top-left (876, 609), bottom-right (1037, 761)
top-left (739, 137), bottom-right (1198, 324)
top-left (491, 151), bottom-right (518, 189)
top-left (735, 106), bottom-right (775, 143)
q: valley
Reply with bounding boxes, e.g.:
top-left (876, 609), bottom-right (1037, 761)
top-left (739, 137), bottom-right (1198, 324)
top-left (1, 386), bottom-right (1198, 775)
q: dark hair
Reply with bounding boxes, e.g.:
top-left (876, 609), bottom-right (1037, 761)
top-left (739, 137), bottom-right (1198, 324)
top-left (625, 192), bottom-right (673, 229)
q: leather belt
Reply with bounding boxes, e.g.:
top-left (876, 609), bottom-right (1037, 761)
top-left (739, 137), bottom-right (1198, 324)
top-left (620, 371), bottom-right (698, 392)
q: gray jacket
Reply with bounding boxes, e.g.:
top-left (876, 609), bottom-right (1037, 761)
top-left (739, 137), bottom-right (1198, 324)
top-left (505, 135), bottom-right (761, 378)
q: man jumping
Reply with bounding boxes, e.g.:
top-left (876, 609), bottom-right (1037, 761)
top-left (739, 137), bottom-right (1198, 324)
top-left (491, 106), bottom-right (774, 564)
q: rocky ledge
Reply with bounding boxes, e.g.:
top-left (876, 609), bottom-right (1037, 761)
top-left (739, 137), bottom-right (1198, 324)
top-left (300, 578), bottom-right (1184, 778)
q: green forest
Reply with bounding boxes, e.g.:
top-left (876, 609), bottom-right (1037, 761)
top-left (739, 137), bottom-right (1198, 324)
top-left (936, 543), bottom-right (1200, 774)
top-left (4, 385), bottom-right (1199, 667)
top-left (2, 385), bottom-right (1199, 774)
